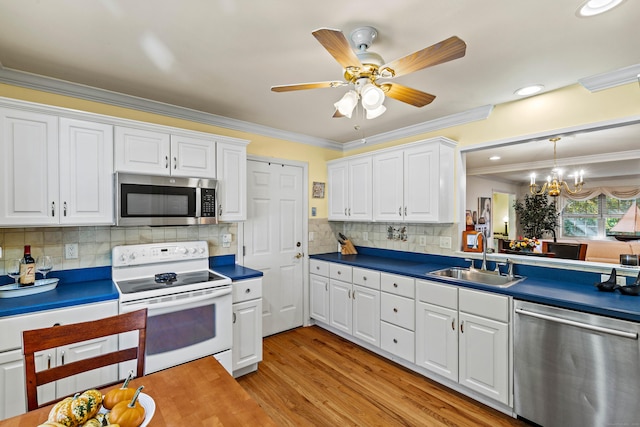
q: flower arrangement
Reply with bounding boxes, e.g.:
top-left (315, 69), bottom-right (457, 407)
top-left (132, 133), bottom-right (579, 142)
top-left (509, 237), bottom-right (539, 251)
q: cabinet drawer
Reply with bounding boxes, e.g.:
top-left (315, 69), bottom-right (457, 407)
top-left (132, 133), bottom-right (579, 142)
top-left (381, 321), bottom-right (415, 363)
top-left (416, 280), bottom-right (458, 309)
top-left (232, 278), bottom-right (262, 303)
top-left (310, 260), bottom-right (329, 277)
top-left (352, 268), bottom-right (380, 290)
top-left (380, 273), bottom-right (415, 298)
top-left (330, 263), bottom-right (353, 282)
top-left (381, 293), bottom-right (415, 331)
top-left (459, 288), bottom-right (509, 322)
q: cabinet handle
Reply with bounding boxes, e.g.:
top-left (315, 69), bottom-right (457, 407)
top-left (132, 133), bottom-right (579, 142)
top-left (404, 206), bottom-right (407, 216)
top-left (51, 201), bottom-right (55, 217)
top-left (393, 308), bottom-right (398, 313)
top-left (344, 208), bottom-right (347, 216)
top-left (348, 208), bottom-right (351, 216)
top-left (165, 155), bottom-right (169, 168)
top-left (233, 312), bottom-right (236, 324)
top-left (47, 354), bottom-right (51, 370)
top-left (393, 338), bottom-right (398, 344)
top-left (460, 320), bottom-right (465, 333)
top-left (452, 318), bottom-right (455, 330)
top-left (61, 350), bottom-right (65, 365)
top-left (63, 201), bottom-right (67, 217)
top-left (398, 207), bottom-right (402, 216)
top-left (218, 204), bottom-right (223, 216)
top-left (325, 283), bottom-right (328, 291)
top-left (352, 290), bottom-right (355, 300)
top-left (173, 156), bottom-right (177, 169)
top-left (347, 290), bottom-right (351, 299)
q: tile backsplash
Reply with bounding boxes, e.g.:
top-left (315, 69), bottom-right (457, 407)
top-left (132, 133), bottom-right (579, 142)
top-left (0, 224), bottom-right (237, 275)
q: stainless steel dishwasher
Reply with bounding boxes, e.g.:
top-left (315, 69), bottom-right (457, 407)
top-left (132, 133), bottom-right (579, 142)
top-left (514, 300), bottom-right (640, 427)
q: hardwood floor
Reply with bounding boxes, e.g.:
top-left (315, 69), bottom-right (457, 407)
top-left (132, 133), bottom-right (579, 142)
top-left (237, 326), bottom-right (526, 427)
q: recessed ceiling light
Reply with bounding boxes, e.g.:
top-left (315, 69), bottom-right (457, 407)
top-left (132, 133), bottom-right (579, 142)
top-left (514, 85), bottom-right (544, 96)
top-left (576, 0), bottom-right (626, 17)
top-left (489, 155), bottom-right (501, 161)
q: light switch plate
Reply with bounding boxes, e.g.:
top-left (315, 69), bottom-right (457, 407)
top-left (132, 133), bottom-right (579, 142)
top-left (65, 243), bottom-right (78, 259)
top-left (363, 232), bottom-right (368, 241)
top-left (439, 236), bottom-right (452, 249)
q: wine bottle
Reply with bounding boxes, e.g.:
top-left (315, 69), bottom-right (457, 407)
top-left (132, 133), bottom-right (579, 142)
top-left (19, 245), bottom-right (36, 286)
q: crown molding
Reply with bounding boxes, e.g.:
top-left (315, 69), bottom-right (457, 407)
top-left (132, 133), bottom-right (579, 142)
top-left (0, 67), bottom-right (343, 151)
top-left (579, 63), bottom-right (640, 92)
top-left (342, 105), bottom-right (494, 151)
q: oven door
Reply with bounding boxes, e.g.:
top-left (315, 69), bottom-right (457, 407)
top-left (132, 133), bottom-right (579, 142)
top-left (119, 286), bottom-right (232, 376)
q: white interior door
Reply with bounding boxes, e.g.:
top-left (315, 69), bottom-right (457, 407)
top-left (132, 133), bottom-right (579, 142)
top-left (243, 160), bottom-right (304, 336)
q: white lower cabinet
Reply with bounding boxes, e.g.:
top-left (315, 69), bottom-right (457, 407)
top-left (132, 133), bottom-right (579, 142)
top-left (232, 278), bottom-right (263, 377)
top-left (0, 301), bottom-right (118, 420)
top-left (310, 260), bottom-right (513, 409)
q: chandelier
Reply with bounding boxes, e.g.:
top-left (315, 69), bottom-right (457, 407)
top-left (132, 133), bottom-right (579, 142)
top-left (529, 137), bottom-right (584, 197)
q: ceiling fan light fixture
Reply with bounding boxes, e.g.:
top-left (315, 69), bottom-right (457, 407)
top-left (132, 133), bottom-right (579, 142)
top-left (366, 104), bottom-right (386, 120)
top-left (334, 90), bottom-right (358, 118)
top-left (576, 0), bottom-right (626, 16)
top-left (361, 83), bottom-right (385, 110)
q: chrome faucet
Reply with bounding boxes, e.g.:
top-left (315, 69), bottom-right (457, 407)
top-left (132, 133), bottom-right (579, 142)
top-left (479, 230), bottom-right (488, 271)
top-left (506, 258), bottom-right (515, 279)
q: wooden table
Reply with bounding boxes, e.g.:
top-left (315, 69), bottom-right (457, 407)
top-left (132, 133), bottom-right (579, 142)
top-left (0, 356), bottom-right (276, 426)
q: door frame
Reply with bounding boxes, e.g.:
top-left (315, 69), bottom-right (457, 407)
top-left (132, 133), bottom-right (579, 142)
top-left (239, 155), bottom-right (311, 327)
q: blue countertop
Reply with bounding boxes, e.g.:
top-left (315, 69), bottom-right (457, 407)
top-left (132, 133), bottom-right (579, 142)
top-left (311, 248), bottom-right (640, 323)
top-left (0, 256), bottom-right (263, 318)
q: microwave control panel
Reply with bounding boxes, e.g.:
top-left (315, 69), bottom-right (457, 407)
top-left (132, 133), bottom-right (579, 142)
top-left (201, 188), bottom-right (216, 217)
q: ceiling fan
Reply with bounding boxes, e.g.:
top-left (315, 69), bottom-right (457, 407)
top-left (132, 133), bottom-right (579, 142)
top-left (271, 27), bottom-right (467, 119)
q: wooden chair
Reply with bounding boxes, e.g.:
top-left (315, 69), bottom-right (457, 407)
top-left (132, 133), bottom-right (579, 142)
top-left (542, 242), bottom-right (588, 260)
top-left (22, 308), bottom-right (147, 411)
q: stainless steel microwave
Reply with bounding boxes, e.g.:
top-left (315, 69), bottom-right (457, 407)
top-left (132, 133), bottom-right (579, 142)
top-left (115, 173), bottom-right (217, 226)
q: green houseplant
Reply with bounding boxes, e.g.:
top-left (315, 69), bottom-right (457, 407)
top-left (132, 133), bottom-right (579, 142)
top-left (513, 194), bottom-right (560, 241)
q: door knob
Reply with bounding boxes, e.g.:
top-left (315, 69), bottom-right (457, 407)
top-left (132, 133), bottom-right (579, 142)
top-left (295, 253), bottom-right (303, 259)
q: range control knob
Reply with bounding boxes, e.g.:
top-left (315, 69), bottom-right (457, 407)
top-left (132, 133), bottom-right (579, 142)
top-left (198, 247), bottom-right (206, 254)
top-left (189, 247), bottom-right (197, 254)
top-left (176, 247), bottom-right (187, 255)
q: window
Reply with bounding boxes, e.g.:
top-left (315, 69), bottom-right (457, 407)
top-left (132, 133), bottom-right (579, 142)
top-left (562, 195), bottom-right (640, 238)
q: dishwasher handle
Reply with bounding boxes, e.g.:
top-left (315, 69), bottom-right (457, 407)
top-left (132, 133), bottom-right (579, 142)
top-left (515, 308), bottom-right (638, 340)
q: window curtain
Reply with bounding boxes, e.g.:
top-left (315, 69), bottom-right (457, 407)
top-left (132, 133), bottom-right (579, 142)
top-left (559, 186), bottom-right (640, 208)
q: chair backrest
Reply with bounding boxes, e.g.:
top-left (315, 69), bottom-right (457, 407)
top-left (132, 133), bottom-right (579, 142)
top-left (543, 242), bottom-right (588, 260)
top-left (22, 308), bottom-right (147, 411)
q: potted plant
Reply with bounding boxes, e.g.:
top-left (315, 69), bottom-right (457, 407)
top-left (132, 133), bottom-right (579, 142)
top-left (513, 194), bottom-right (560, 242)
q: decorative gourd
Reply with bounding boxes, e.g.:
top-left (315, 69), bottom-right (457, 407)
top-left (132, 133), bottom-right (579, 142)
top-left (47, 389), bottom-right (102, 427)
top-left (103, 371), bottom-right (136, 410)
top-left (108, 386), bottom-right (146, 427)
top-left (37, 423), bottom-right (67, 427)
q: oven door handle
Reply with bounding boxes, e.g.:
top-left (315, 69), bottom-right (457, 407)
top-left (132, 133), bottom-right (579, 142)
top-left (123, 287), bottom-right (232, 311)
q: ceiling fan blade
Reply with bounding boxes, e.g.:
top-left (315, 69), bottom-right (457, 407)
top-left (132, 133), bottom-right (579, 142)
top-left (381, 36), bottom-right (466, 78)
top-left (383, 83), bottom-right (436, 107)
top-left (271, 81), bottom-right (344, 92)
top-left (312, 28), bottom-right (363, 69)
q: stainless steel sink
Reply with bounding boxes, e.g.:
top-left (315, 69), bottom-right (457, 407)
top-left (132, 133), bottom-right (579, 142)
top-left (427, 267), bottom-right (524, 288)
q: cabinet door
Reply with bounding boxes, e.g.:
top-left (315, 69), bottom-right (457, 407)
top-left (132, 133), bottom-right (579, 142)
top-left (327, 161), bottom-right (348, 220)
top-left (352, 284), bottom-right (380, 347)
top-left (458, 312), bottom-right (509, 405)
top-left (329, 279), bottom-right (352, 334)
top-left (416, 301), bottom-right (458, 382)
top-left (348, 157), bottom-right (372, 221)
top-left (170, 134), bottom-right (216, 178)
top-left (216, 142), bottom-right (246, 221)
top-left (232, 299), bottom-right (263, 372)
top-left (0, 349), bottom-right (28, 420)
top-left (114, 126), bottom-right (170, 174)
top-left (55, 336), bottom-right (118, 398)
top-left (403, 144), bottom-right (439, 222)
top-left (310, 274), bottom-right (330, 323)
top-left (0, 108), bottom-right (59, 225)
top-left (372, 149), bottom-right (404, 221)
top-left (59, 118), bottom-right (114, 225)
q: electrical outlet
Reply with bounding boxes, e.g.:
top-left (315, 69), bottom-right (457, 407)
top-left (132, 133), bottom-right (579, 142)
top-left (363, 232), bottom-right (369, 241)
top-left (222, 234), bottom-right (232, 248)
top-left (419, 236), bottom-right (427, 246)
top-left (601, 274), bottom-right (627, 286)
top-left (65, 243), bottom-right (78, 259)
top-left (439, 236), bottom-right (452, 249)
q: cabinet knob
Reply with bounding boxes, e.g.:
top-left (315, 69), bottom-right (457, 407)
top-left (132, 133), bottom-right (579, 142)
top-left (393, 308), bottom-right (398, 313)
top-left (363, 276), bottom-right (367, 281)
top-left (51, 201), bottom-right (56, 217)
top-left (393, 338), bottom-right (398, 344)
top-left (63, 201), bottom-right (67, 217)
top-left (393, 283), bottom-right (398, 288)
top-left (245, 288), bottom-right (251, 293)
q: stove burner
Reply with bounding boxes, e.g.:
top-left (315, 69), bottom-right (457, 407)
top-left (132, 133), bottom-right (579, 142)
top-left (155, 272), bottom-right (177, 284)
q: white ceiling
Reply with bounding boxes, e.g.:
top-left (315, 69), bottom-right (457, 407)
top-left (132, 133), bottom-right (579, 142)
top-left (0, 0), bottom-right (639, 183)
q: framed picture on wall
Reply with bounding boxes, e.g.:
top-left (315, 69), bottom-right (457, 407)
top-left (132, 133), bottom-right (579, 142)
top-left (479, 197), bottom-right (491, 232)
top-left (462, 230), bottom-right (483, 252)
top-left (312, 182), bottom-right (325, 198)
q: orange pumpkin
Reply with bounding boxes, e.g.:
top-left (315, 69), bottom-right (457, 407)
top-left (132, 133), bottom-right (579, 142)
top-left (47, 389), bottom-right (102, 426)
top-left (103, 371), bottom-right (136, 410)
top-left (108, 386), bottom-right (146, 427)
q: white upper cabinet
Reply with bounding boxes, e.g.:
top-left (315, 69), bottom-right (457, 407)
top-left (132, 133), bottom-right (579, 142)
top-left (0, 108), bottom-right (59, 225)
top-left (327, 156), bottom-right (372, 221)
top-left (59, 118), bottom-right (114, 225)
top-left (0, 109), bottom-right (113, 226)
top-left (373, 138), bottom-right (455, 223)
top-left (216, 140), bottom-right (247, 221)
top-left (170, 134), bottom-right (216, 178)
